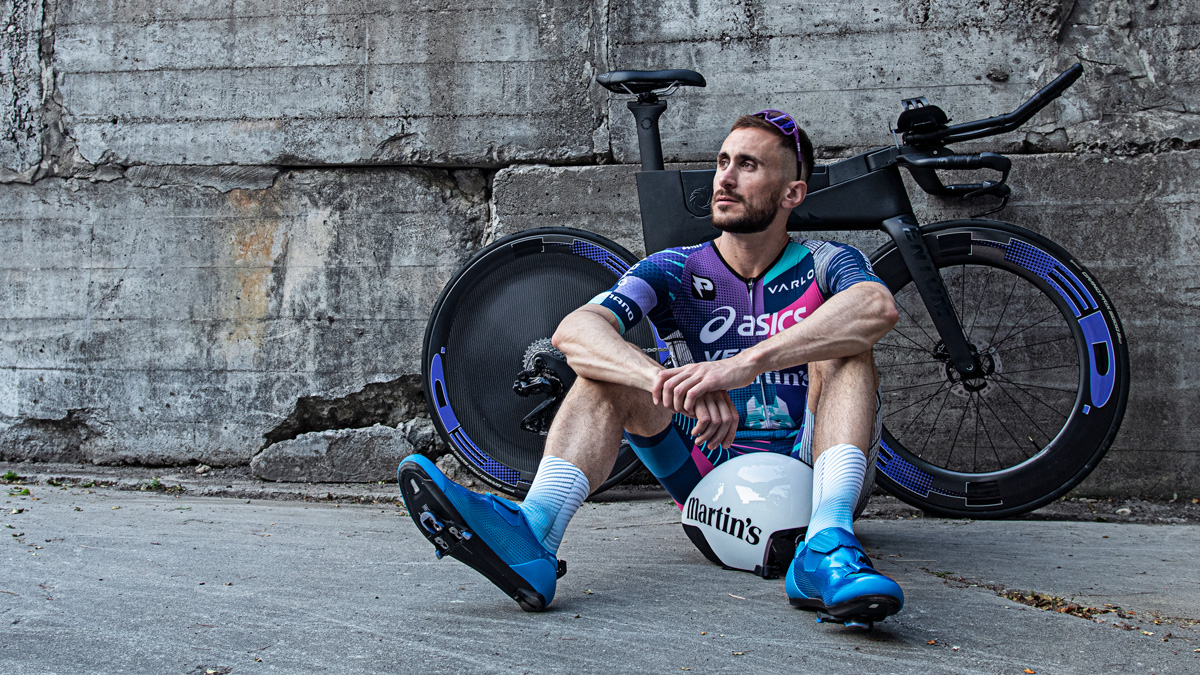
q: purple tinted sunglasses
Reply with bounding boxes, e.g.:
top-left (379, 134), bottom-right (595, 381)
top-left (753, 109), bottom-right (804, 168)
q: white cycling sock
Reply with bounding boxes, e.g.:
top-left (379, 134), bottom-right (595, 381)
top-left (519, 456), bottom-right (590, 556)
top-left (806, 443), bottom-right (867, 539)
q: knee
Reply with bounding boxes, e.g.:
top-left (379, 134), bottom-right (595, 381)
top-left (808, 351), bottom-right (877, 389)
top-left (566, 376), bottom-right (624, 410)
top-left (567, 377), bottom-right (669, 437)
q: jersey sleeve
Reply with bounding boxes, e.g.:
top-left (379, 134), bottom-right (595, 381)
top-left (810, 240), bottom-right (884, 297)
top-left (587, 249), bottom-right (681, 334)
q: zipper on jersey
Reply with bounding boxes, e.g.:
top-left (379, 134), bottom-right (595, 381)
top-left (747, 277), bottom-right (770, 413)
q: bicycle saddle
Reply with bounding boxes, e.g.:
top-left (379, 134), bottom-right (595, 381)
top-left (596, 69), bottom-right (706, 95)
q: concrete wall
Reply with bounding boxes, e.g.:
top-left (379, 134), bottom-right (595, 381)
top-left (1, 0), bottom-right (1195, 495)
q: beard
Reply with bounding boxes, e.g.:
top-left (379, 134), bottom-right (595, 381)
top-left (710, 184), bottom-right (783, 234)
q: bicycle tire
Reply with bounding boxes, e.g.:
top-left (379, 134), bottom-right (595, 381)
top-left (423, 227), bottom-right (660, 497)
top-left (868, 220), bottom-right (1129, 518)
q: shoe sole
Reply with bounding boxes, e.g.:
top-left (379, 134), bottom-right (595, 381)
top-left (399, 462), bottom-right (550, 612)
top-left (789, 594), bottom-right (902, 627)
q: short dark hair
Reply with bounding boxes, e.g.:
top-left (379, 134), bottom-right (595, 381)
top-left (730, 114), bottom-right (814, 182)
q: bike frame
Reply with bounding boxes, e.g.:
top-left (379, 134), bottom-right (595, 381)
top-left (622, 63), bottom-right (1083, 377)
top-left (630, 113), bottom-right (976, 376)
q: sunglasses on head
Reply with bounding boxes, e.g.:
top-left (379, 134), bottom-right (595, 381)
top-left (752, 109), bottom-right (804, 169)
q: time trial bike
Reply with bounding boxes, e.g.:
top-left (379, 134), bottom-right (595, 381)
top-left (421, 64), bottom-right (1129, 518)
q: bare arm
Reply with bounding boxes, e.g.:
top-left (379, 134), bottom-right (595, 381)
top-left (741, 281), bottom-right (898, 373)
top-left (656, 281), bottom-right (899, 412)
top-left (551, 305), bottom-right (664, 391)
top-left (552, 305), bottom-right (740, 449)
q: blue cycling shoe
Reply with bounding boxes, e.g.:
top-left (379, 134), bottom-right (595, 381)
top-left (398, 454), bottom-right (563, 612)
top-left (785, 527), bottom-right (904, 628)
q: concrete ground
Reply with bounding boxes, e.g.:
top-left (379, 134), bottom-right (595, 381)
top-left (2, 466), bottom-right (1199, 674)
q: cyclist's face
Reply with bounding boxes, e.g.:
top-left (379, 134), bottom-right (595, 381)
top-left (712, 128), bottom-right (796, 234)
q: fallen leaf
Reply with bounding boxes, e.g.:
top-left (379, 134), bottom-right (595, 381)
top-left (111, 506), bottom-right (120, 510)
top-left (1024, 669), bottom-right (1036, 674)
top-left (10, 508), bottom-right (22, 514)
top-left (1140, 630), bottom-right (1154, 636)
top-left (583, 589), bottom-right (594, 595)
top-left (573, 614), bottom-right (580, 619)
top-left (732, 652), bottom-right (744, 656)
top-left (927, 640), bottom-right (936, 645)
top-left (700, 632), bottom-right (707, 635)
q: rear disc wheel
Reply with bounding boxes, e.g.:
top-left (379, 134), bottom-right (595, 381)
top-left (423, 228), bottom-right (659, 497)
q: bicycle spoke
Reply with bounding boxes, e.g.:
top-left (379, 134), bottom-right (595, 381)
top-left (894, 294), bottom-right (939, 347)
top-left (973, 394), bottom-right (1005, 470)
top-left (992, 373), bottom-right (1072, 419)
top-left (989, 281), bottom-right (1046, 348)
top-left (884, 389), bottom-right (952, 418)
top-left (978, 392), bottom-right (1030, 459)
top-left (919, 385), bottom-right (954, 454)
top-left (1005, 334), bottom-right (1074, 351)
top-left (999, 364), bottom-right (1075, 375)
top-left (986, 273), bottom-right (1021, 346)
top-left (990, 376), bottom-right (1054, 450)
top-left (992, 378), bottom-right (1077, 394)
top-left (991, 312), bottom-right (1066, 350)
top-left (944, 392), bottom-right (972, 469)
top-left (958, 265), bottom-right (968, 337)
top-left (970, 393), bottom-right (982, 472)
top-left (882, 379), bottom-right (950, 394)
top-left (964, 265), bottom-right (992, 341)
top-left (875, 341), bottom-right (931, 353)
top-left (879, 358), bottom-right (945, 368)
top-left (899, 381), bottom-right (949, 440)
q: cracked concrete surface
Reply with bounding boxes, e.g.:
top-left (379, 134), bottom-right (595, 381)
top-left (0, 0), bottom-right (1197, 490)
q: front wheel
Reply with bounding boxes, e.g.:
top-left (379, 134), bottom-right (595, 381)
top-left (869, 220), bottom-right (1129, 518)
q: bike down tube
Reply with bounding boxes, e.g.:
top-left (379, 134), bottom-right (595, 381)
top-left (880, 215), bottom-right (980, 376)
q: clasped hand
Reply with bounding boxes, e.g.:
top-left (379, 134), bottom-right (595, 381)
top-left (651, 360), bottom-right (756, 451)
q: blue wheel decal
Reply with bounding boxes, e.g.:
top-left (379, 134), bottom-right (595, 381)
top-left (430, 353), bottom-right (519, 484)
top-left (988, 236), bottom-right (1114, 409)
top-left (1079, 312), bottom-right (1115, 408)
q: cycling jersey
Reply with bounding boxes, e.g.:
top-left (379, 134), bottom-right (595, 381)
top-left (590, 238), bottom-right (882, 446)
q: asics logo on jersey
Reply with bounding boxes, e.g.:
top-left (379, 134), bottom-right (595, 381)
top-left (699, 306), bottom-right (807, 343)
top-left (691, 274), bottom-right (716, 300)
top-left (700, 307), bottom-right (737, 343)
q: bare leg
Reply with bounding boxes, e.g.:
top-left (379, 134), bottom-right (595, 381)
top-left (542, 376), bottom-right (672, 491)
top-left (807, 350), bottom-right (878, 461)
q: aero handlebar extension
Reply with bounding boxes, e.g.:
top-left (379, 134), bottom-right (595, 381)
top-left (903, 63), bottom-right (1084, 146)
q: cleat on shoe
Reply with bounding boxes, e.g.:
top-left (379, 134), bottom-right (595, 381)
top-left (398, 454), bottom-right (560, 612)
top-left (786, 527), bottom-right (903, 624)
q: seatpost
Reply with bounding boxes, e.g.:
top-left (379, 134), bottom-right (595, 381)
top-left (628, 97), bottom-right (668, 171)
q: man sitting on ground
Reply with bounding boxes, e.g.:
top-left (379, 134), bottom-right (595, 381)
top-left (399, 109), bottom-right (904, 625)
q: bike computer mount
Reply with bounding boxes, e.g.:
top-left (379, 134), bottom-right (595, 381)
top-left (893, 97), bottom-right (950, 138)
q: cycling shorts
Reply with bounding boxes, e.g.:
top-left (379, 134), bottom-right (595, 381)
top-left (624, 394), bottom-right (882, 508)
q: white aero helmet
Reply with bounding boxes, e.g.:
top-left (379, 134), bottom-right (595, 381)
top-left (681, 452), bottom-right (812, 578)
